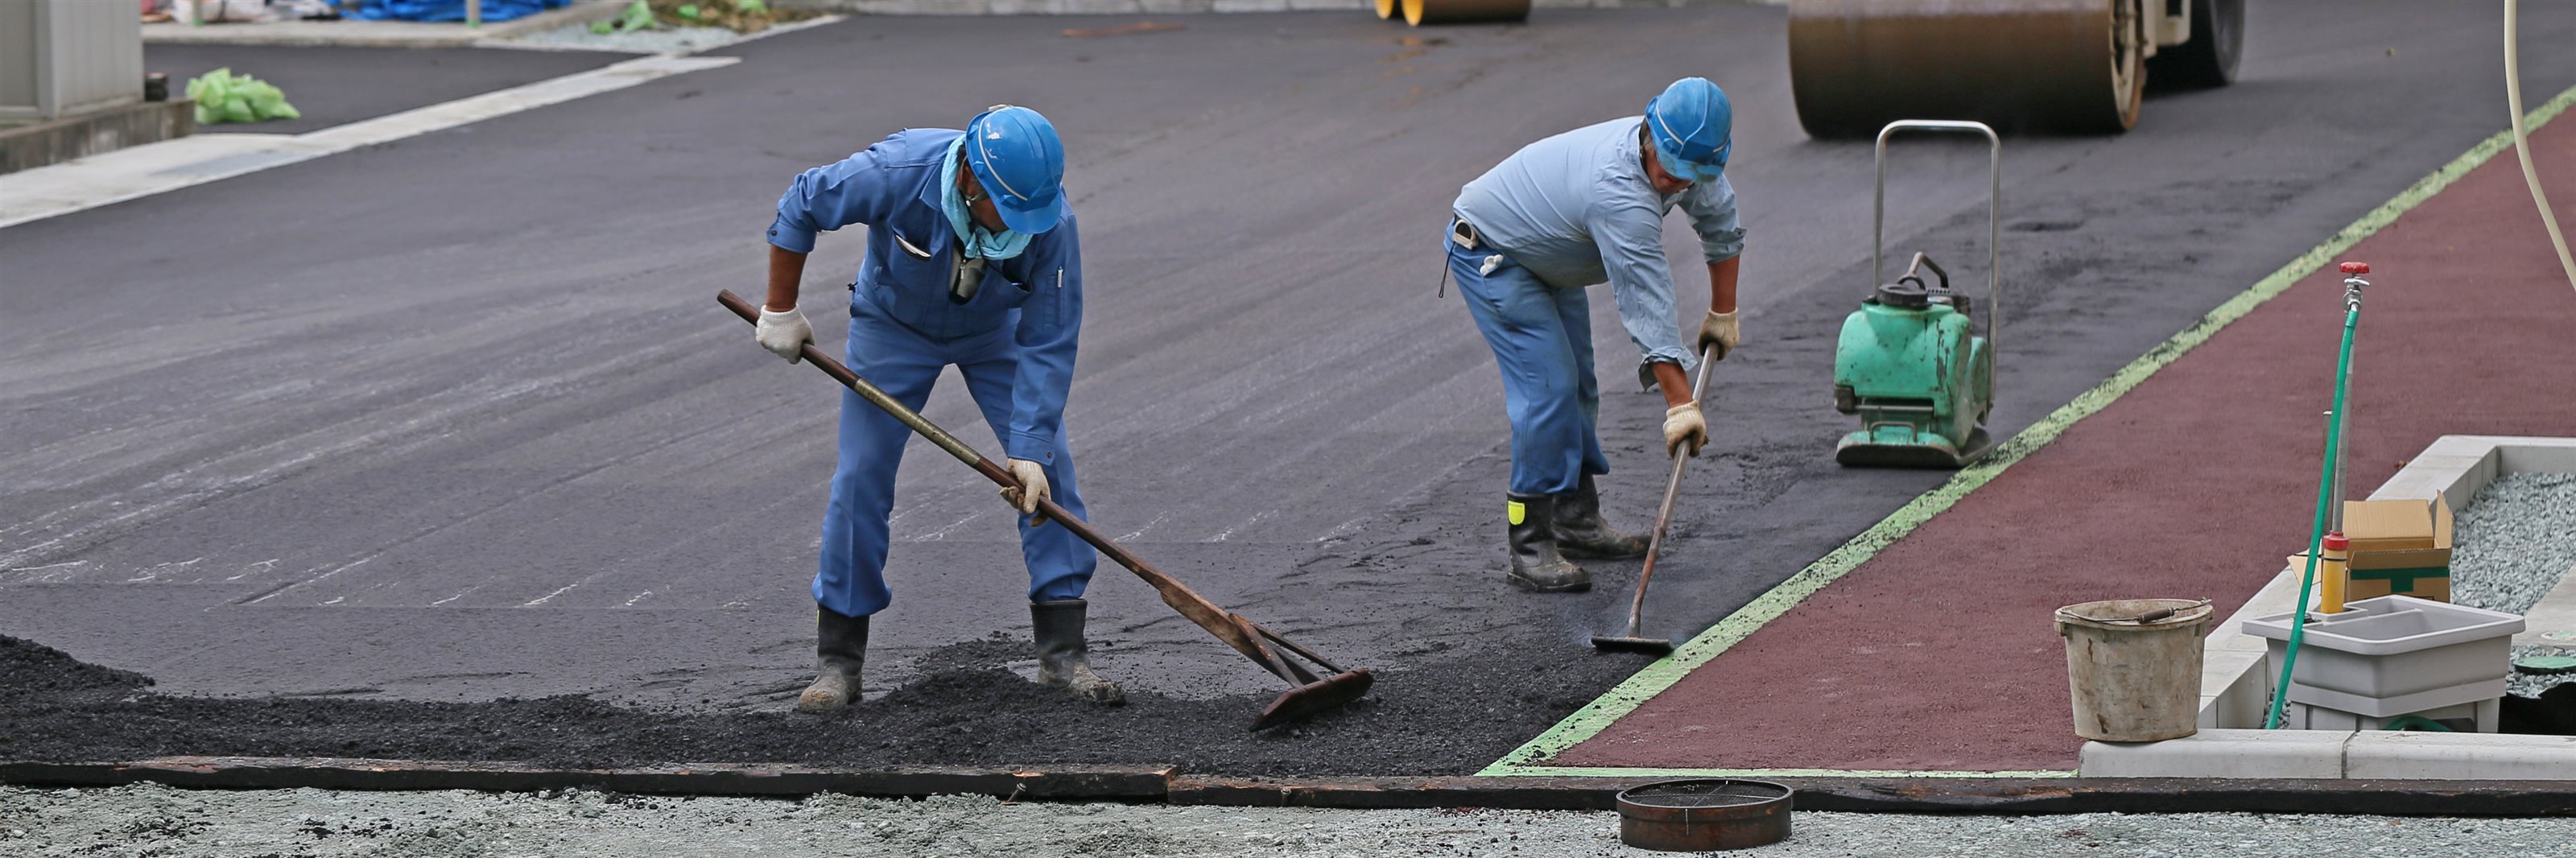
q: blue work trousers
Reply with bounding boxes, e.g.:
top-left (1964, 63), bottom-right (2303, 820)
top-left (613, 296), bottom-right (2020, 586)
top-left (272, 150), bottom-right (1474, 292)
top-left (815, 296), bottom-right (1096, 617)
top-left (1451, 237), bottom-right (1610, 497)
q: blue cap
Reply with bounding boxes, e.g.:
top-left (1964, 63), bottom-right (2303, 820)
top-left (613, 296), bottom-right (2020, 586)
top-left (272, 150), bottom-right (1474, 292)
top-left (1645, 77), bottom-right (1732, 184)
top-left (963, 105), bottom-right (1068, 235)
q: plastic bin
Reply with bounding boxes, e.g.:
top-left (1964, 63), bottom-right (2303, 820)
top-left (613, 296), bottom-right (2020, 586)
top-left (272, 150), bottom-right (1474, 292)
top-left (2243, 595), bottom-right (2521, 720)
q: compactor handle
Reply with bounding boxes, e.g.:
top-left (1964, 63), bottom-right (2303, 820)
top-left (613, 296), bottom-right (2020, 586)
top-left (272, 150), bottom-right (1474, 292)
top-left (1875, 119), bottom-right (2001, 397)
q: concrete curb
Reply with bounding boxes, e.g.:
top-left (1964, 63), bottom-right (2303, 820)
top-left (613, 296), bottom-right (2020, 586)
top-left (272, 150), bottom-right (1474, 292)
top-left (2083, 729), bottom-right (2576, 781)
top-left (6, 757), bottom-right (2574, 815)
top-left (0, 98), bottom-right (195, 175)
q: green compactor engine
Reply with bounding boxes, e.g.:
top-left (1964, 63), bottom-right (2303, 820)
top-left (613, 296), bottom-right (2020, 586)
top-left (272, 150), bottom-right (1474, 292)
top-left (1832, 120), bottom-right (2003, 469)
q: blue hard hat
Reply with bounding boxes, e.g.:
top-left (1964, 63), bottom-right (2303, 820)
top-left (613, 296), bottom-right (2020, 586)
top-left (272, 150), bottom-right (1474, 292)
top-left (963, 105), bottom-right (1069, 234)
top-left (1645, 77), bottom-right (1731, 184)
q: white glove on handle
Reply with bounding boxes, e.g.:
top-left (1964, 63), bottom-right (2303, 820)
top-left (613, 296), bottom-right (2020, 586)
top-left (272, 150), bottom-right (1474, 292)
top-left (1699, 310), bottom-right (1739, 361)
top-left (1663, 402), bottom-right (1708, 458)
top-left (756, 305), bottom-right (813, 363)
top-left (1001, 458), bottom-right (1051, 519)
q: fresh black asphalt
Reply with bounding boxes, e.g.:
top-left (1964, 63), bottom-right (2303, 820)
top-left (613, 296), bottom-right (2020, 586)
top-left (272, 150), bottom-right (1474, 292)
top-left (5, 2), bottom-right (2570, 773)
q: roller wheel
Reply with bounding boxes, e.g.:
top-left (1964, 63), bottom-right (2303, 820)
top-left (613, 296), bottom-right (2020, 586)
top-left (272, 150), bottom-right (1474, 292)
top-left (1398, 0), bottom-right (1530, 26)
top-left (1789, 0), bottom-right (2149, 137)
top-left (2147, 0), bottom-right (2243, 90)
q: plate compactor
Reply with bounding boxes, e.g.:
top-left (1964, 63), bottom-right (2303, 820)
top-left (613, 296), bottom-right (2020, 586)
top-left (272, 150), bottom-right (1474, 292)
top-left (1832, 120), bottom-right (2002, 469)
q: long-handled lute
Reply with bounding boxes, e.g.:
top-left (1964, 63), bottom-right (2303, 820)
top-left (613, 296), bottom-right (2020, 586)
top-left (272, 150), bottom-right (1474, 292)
top-left (720, 291), bottom-right (1371, 730)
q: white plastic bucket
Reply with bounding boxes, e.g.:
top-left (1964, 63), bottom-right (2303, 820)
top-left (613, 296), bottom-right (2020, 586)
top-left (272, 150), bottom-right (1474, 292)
top-left (2055, 598), bottom-right (2215, 742)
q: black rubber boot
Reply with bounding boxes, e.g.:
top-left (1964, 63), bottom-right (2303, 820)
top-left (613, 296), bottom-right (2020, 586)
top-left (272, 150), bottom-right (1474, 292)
top-left (1507, 493), bottom-right (1591, 593)
top-left (795, 607), bottom-right (868, 713)
top-left (1032, 599), bottom-right (1126, 705)
top-left (1553, 472), bottom-right (1650, 559)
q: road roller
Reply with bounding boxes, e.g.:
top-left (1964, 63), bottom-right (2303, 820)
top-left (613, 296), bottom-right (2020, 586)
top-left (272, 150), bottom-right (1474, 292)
top-left (1790, 0), bottom-right (2243, 137)
top-left (1376, 0), bottom-right (1530, 27)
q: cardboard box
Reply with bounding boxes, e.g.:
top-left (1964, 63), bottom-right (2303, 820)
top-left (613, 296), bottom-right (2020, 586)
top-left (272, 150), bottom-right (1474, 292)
top-left (2285, 496), bottom-right (2455, 604)
top-left (2343, 497), bottom-right (2449, 553)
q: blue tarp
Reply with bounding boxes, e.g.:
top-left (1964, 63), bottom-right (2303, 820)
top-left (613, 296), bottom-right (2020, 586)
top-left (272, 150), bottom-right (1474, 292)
top-left (349, 0), bottom-right (572, 23)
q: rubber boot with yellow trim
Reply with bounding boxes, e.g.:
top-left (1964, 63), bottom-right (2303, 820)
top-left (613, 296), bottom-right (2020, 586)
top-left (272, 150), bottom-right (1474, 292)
top-left (1506, 493), bottom-right (1591, 593)
top-left (1551, 472), bottom-right (1649, 559)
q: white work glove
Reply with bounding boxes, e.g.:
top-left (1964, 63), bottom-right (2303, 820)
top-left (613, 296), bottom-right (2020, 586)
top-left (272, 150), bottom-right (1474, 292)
top-left (1698, 310), bottom-right (1739, 361)
top-left (755, 305), bottom-right (813, 363)
top-left (1663, 402), bottom-right (1708, 458)
top-left (1000, 458), bottom-right (1051, 520)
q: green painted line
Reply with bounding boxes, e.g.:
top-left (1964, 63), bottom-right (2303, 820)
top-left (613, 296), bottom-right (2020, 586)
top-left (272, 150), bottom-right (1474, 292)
top-left (1480, 85), bottom-right (2576, 778)
top-left (1496, 766), bottom-right (2078, 779)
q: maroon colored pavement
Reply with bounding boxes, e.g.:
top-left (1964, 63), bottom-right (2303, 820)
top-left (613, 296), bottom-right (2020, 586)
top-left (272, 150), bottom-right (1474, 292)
top-left (1550, 118), bottom-right (2576, 772)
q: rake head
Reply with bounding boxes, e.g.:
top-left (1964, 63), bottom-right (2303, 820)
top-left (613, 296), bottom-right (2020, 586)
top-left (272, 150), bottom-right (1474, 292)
top-left (1250, 669), bottom-right (1375, 732)
top-left (1590, 633), bottom-right (1676, 655)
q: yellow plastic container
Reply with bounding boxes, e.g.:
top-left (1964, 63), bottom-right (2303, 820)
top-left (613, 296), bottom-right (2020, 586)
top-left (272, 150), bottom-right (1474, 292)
top-left (2318, 532), bottom-right (2351, 614)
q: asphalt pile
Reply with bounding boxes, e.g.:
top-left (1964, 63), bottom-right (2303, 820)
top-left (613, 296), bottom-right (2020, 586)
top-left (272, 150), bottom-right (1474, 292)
top-left (0, 632), bottom-right (1646, 773)
top-left (0, 635), bottom-right (152, 699)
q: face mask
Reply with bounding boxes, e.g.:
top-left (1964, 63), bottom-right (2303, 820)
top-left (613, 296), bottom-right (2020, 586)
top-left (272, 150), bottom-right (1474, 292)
top-left (940, 136), bottom-right (1032, 264)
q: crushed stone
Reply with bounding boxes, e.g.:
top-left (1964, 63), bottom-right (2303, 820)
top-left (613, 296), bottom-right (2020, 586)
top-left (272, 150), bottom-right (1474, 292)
top-left (3, 783), bottom-right (2572, 858)
top-left (2450, 472), bottom-right (2576, 697)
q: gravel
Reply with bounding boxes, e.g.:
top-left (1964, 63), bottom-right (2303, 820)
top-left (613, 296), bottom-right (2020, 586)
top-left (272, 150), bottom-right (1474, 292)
top-left (2448, 472), bottom-right (2576, 697)
top-left (5, 783), bottom-right (2572, 858)
top-left (2450, 472), bottom-right (2576, 616)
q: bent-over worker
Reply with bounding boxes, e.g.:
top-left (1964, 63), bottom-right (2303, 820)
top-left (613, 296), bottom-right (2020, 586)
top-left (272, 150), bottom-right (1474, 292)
top-left (1447, 76), bottom-right (1746, 593)
top-left (754, 105), bottom-right (1121, 712)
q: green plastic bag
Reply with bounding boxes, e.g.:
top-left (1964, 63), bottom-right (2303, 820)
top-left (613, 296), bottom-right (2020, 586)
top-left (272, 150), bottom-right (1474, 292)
top-left (592, 0), bottom-right (655, 34)
top-left (185, 68), bottom-right (301, 125)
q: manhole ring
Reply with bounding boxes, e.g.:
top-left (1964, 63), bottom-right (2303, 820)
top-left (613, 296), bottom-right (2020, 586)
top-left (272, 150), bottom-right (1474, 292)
top-left (1615, 779), bottom-right (1794, 852)
top-left (2514, 654), bottom-right (2576, 674)
top-left (1620, 780), bottom-right (1791, 809)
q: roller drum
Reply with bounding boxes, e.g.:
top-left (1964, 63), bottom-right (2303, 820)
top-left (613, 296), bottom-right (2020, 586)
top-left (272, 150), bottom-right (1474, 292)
top-left (1398, 0), bottom-right (1531, 26)
top-left (1789, 0), bottom-right (2146, 138)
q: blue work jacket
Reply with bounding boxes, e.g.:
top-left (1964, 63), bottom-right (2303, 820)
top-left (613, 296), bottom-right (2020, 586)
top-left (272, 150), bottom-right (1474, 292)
top-left (767, 129), bottom-right (1084, 464)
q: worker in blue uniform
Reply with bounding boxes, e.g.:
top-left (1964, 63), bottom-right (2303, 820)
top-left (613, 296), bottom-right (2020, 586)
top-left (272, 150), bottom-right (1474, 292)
top-left (754, 105), bottom-right (1121, 712)
top-left (1447, 77), bottom-right (1747, 592)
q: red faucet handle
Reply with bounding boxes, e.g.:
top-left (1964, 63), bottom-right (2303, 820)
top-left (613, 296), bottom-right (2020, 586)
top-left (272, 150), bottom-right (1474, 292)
top-left (2339, 262), bottom-right (2370, 275)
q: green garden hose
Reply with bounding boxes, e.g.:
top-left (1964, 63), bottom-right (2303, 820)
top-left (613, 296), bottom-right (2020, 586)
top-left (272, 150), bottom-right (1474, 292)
top-left (2266, 270), bottom-right (2368, 730)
